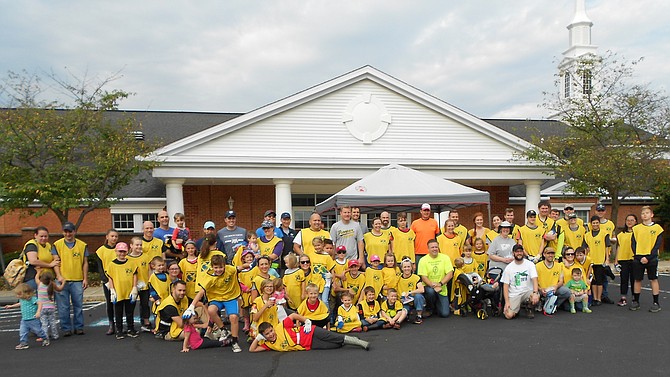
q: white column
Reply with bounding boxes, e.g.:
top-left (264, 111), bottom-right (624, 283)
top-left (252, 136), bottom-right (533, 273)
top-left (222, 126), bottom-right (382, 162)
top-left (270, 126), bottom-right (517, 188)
top-left (165, 179), bottom-right (185, 227)
top-left (273, 179), bottom-right (293, 226)
top-left (524, 180), bottom-right (542, 215)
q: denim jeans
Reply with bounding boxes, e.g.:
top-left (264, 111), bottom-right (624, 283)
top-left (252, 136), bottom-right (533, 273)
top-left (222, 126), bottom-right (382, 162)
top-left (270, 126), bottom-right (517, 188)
top-left (56, 281), bottom-right (84, 332)
top-left (424, 286), bottom-right (450, 317)
top-left (20, 318), bottom-right (46, 344)
top-left (555, 286), bottom-right (572, 308)
top-left (403, 292), bottom-right (426, 312)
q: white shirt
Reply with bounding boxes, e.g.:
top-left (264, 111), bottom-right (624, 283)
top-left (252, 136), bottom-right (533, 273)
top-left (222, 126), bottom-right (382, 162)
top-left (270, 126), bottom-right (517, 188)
top-left (500, 259), bottom-right (537, 298)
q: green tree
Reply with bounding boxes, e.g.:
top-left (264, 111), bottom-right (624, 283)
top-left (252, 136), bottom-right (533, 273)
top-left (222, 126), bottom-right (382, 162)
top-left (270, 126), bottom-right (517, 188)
top-left (520, 52), bottom-right (670, 223)
top-left (0, 70), bottom-right (161, 229)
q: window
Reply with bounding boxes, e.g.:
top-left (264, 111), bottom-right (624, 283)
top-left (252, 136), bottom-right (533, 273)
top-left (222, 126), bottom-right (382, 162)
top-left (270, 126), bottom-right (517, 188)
top-left (582, 70), bottom-right (592, 95)
top-left (291, 194), bottom-right (335, 230)
top-left (142, 213), bottom-right (159, 229)
top-left (564, 74), bottom-right (571, 98)
top-left (113, 214), bottom-right (134, 232)
top-left (111, 213), bottom-right (159, 232)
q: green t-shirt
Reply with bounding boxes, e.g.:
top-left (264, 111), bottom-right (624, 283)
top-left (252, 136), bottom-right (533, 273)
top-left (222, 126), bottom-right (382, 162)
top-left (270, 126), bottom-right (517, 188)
top-left (417, 253), bottom-right (453, 296)
top-left (565, 278), bottom-right (588, 293)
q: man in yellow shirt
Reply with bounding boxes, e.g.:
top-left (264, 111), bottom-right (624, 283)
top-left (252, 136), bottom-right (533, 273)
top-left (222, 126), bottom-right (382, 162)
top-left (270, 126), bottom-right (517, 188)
top-left (52, 222), bottom-right (89, 336)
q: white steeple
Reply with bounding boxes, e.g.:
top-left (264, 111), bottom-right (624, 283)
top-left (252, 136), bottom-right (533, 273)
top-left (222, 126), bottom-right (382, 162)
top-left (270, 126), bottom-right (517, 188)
top-left (558, 0), bottom-right (599, 100)
top-left (563, 0), bottom-right (597, 59)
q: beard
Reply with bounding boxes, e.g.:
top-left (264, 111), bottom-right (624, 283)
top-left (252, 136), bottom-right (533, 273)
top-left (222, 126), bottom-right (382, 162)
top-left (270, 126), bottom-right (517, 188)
top-left (514, 253), bottom-right (525, 261)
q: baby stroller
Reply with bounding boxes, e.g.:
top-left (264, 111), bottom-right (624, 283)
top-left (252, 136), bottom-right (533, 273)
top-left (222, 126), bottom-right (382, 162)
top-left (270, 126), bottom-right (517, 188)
top-left (451, 267), bottom-right (503, 320)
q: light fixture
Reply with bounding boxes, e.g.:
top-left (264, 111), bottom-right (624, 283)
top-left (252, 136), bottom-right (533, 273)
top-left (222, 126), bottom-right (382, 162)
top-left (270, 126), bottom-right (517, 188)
top-left (227, 196), bottom-right (235, 210)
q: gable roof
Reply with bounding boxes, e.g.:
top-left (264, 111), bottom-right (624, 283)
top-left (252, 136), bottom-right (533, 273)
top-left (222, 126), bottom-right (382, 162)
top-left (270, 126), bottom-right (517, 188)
top-left (152, 66), bottom-right (537, 158)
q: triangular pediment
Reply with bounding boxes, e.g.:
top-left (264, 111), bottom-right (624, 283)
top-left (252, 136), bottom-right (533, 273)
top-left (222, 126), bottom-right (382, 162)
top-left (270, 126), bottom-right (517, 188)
top-left (153, 66), bottom-right (536, 170)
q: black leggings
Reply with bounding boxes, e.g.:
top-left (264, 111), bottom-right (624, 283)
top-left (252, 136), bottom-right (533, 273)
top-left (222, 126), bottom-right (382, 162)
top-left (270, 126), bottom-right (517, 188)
top-left (309, 327), bottom-right (345, 350)
top-left (619, 260), bottom-right (634, 295)
top-left (114, 299), bottom-right (137, 332)
top-left (196, 337), bottom-right (226, 350)
top-left (102, 284), bottom-right (115, 326)
top-left (139, 290), bottom-right (150, 323)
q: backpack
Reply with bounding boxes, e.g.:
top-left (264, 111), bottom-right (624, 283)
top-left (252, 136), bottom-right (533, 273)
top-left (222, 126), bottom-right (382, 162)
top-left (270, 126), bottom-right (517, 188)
top-left (3, 252), bottom-right (27, 288)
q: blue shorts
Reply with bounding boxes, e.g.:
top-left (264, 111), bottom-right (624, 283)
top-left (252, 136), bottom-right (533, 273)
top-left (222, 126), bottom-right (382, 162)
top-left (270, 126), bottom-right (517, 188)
top-left (209, 299), bottom-right (239, 316)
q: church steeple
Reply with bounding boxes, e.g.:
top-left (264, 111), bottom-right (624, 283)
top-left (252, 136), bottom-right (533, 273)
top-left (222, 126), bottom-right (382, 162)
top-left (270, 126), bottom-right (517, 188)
top-left (563, 0), bottom-right (597, 59)
top-left (558, 0), bottom-right (598, 100)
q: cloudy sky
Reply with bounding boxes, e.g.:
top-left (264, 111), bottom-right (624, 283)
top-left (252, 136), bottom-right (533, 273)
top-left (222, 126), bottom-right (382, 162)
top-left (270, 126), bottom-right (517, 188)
top-left (2, 0), bottom-right (669, 119)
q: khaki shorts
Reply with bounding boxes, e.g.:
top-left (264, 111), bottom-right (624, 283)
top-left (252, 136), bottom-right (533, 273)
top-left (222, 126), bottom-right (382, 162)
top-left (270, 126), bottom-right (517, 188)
top-left (507, 290), bottom-right (532, 314)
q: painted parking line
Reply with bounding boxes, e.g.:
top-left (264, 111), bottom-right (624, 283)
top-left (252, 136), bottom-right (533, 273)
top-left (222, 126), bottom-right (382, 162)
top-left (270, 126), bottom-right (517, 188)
top-left (0, 302), bottom-right (104, 333)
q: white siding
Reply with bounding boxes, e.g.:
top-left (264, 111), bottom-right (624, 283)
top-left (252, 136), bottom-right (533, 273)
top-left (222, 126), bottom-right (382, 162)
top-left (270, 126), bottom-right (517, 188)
top-left (176, 80), bottom-right (518, 162)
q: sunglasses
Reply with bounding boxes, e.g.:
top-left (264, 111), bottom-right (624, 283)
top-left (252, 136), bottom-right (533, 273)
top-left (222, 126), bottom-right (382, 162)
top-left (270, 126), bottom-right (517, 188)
top-left (300, 261), bottom-right (310, 264)
top-left (564, 253), bottom-right (575, 256)
top-left (336, 250), bottom-right (347, 254)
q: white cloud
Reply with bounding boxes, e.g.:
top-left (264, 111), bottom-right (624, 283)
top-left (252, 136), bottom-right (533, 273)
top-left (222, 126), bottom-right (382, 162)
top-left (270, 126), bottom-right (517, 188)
top-left (1, 0), bottom-right (668, 118)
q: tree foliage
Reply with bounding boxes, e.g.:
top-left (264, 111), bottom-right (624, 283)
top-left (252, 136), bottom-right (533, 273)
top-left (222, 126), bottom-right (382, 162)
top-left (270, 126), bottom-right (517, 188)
top-left (0, 70), bottom-right (161, 229)
top-left (520, 52), bottom-right (670, 222)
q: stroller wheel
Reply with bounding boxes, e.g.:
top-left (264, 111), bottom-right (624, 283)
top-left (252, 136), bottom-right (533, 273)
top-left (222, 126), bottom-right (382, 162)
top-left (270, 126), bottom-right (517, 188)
top-left (477, 309), bottom-right (488, 320)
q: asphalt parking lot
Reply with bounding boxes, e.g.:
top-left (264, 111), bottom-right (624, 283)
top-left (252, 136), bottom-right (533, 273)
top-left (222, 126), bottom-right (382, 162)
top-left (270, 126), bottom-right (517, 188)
top-left (1, 275), bottom-right (669, 377)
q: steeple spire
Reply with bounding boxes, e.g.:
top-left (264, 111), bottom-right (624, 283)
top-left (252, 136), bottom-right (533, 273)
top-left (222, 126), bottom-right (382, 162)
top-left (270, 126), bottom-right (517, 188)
top-left (563, 0), bottom-right (597, 59)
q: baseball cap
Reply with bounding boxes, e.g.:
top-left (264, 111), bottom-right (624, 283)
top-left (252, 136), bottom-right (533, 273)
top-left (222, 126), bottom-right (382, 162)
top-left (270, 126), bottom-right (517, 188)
top-left (115, 242), bottom-right (129, 252)
top-left (370, 255), bottom-right (381, 262)
top-left (63, 222), bottom-right (76, 232)
top-left (421, 203), bottom-right (431, 211)
top-left (596, 204), bottom-right (606, 211)
top-left (526, 210), bottom-right (537, 217)
top-left (563, 204), bottom-right (574, 210)
top-left (264, 210), bottom-right (276, 217)
top-left (512, 244), bottom-right (525, 252)
top-left (567, 213), bottom-right (578, 219)
top-left (348, 260), bottom-right (360, 267)
top-left (280, 212), bottom-right (291, 219)
top-left (225, 210), bottom-right (236, 218)
top-left (261, 220), bottom-right (274, 229)
top-left (336, 245), bottom-right (347, 253)
top-left (203, 221), bottom-right (216, 229)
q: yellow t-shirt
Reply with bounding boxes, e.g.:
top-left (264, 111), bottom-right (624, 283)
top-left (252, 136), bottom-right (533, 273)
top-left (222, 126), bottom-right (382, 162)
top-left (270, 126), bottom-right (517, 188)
top-left (363, 232), bottom-right (391, 264)
top-left (436, 233), bottom-right (462, 263)
top-left (106, 259), bottom-right (137, 299)
top-left (334, 304), bottom-right (361, 333)
top-left (343, 271), bottom-right (366, 303)
top-left (390, 228), bottom-right (416, 263)
top-left (516, 225), bottom-right (545, 257)
top-left (251, 296), bottom-right (279, 328)
top-left (363, 267), bottom-right (384, 298)
top-left (282, 269), bottom-right (305, 310)
top-left (53, 238), bottom-right (87, 281)
top-left (535, 260), bottom-right (563, 290)
top-left (381, 266), bottom-right (400, 296)
top-left (396, 273), bottom-right (421, 295)
top-left (616, 231), bottom-right (634, 261)
top-left (297, 298), bottom-right (329, 321)
top-left (632, 223), bottom-right (664, 257)
top-left (127, 252), bottom-right (151, 290)
top-left (197, 265), bottom-right (241, 302)
top-left (178, 257), bottom-right (198, 299)
top-left (472, 250), bottom-right (488, 278)
top-left (584, 231), bottom-right (608, 265)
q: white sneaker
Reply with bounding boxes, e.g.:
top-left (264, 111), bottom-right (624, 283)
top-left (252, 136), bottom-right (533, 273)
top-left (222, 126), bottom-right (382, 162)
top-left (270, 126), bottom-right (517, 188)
top-left (231, 342), bottom-right (242, 353)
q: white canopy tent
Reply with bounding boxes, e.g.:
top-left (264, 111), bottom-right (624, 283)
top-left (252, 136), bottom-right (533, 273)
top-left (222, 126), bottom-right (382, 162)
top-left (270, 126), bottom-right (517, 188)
top-left (315, 164), bottom-right (491, 216)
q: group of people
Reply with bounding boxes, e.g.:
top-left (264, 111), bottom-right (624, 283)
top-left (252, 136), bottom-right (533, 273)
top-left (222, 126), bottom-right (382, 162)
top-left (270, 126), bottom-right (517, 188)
top-left (5, 202), bottom-right (663, 353)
